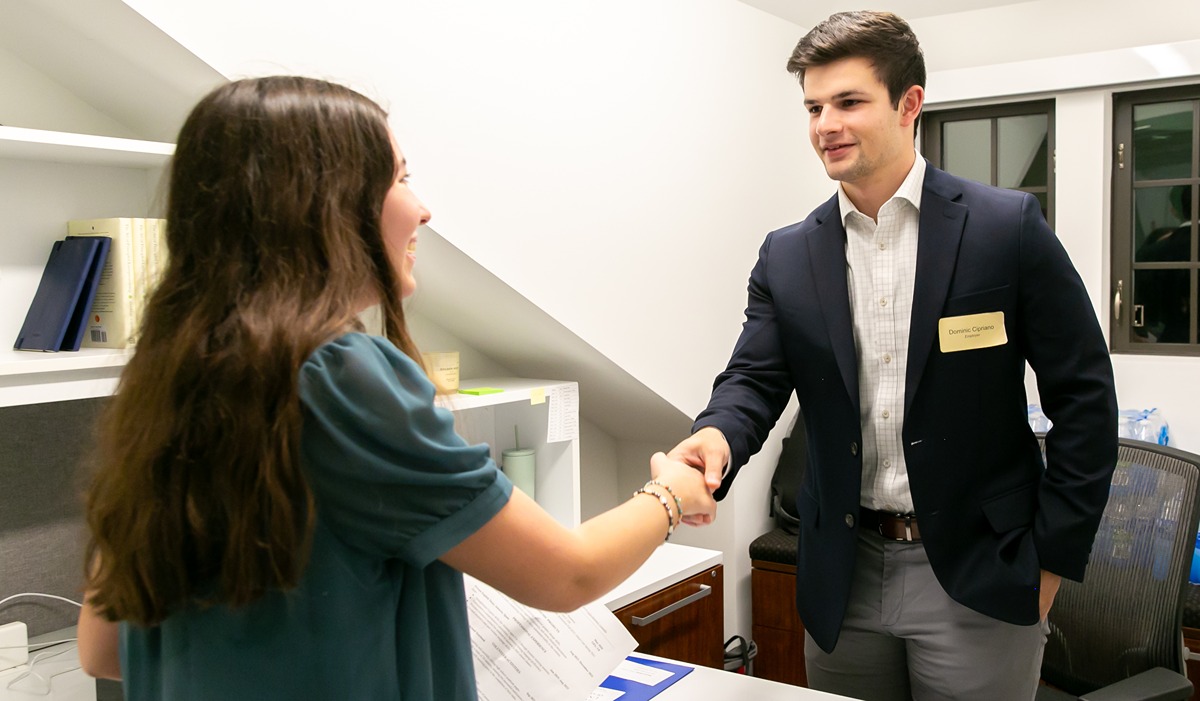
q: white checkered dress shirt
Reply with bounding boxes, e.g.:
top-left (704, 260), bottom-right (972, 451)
top-left (837, 156), bottom-right (926, 514)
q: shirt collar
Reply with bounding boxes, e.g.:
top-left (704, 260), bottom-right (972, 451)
top-left (838, 153), bottom-right (927, 227)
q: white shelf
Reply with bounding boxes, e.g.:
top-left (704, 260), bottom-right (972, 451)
top-left (0, 126), bottom-right (173, 168)
top-left (437, 376), bottom-right (574, 410)
top-left (439, 376), bottom-right (581, 527)
top-left (0, 127), bottom-right (166, 403)
top-left (0, 347), bottom-right (134, 377)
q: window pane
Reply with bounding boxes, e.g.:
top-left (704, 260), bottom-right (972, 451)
top-left (1134, 185), bottom-right (1192, 262)
top-left (1133, 101), bottom-right (1193, 181)
top-left (1133, 268), bottom-right (1191, 343)
top-left (998, 114), bottom-right (1048, 189)
top-left (943, 119), bottom-right (991, 185)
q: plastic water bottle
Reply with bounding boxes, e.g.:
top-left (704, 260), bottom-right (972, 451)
top-left (1191, 531), bottom-right (1200, 585)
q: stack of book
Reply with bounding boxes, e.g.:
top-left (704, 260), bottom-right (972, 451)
top-left (13, 217), bottom-right (167, 352)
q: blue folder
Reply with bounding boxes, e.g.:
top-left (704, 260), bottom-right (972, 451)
top-left (14, 236), bottom-right (109, 352)
top-left (597, 656), bottom-right (693, 700)
top-left (62, 235), bottom-right (110, 351)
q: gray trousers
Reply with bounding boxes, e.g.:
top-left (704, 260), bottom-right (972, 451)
top-left (804, 529), bottom-right (1049, 701)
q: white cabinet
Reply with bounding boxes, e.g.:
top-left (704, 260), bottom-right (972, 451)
top-left (438, 377), bottom-right (581, 526)
top-left (0, 127), bottom-right (172, 407)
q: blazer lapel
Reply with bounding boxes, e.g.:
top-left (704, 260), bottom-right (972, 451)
top-left (905, 166), bottom-right (968, 414)
top-left (807, 194), bottom-right (859, 410)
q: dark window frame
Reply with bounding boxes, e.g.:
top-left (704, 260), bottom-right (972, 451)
top-left (1111, 84), bottom-right (1200, 356)
top-left (922, 99), bottom-right (1056, 227)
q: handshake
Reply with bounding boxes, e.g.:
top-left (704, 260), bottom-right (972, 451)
top-left (648, 426), bottom-right (731, 529)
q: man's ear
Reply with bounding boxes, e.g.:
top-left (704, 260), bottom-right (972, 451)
top-left (898, 84), bottom-right (924, 129)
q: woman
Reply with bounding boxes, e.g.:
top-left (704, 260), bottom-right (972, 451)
top-left (77, 76), bottom-right (715, 700)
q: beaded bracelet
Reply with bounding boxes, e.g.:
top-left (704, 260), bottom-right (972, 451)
top-left (643, 480), bottom-right (683, 521)
top-left (634, 484), bottom-right (676, 540)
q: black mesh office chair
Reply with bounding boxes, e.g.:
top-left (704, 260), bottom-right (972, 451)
top-left (1036, 436), bottom-right (1200, 701)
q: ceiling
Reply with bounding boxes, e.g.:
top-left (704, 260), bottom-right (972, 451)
top-left (738, 0), bottom-right (1032, 28)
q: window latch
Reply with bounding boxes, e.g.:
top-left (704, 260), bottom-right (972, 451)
top-left (1113, 279), bottom-right (1123, 321)
top-left (1117, 143), bottom-right (1125, 170)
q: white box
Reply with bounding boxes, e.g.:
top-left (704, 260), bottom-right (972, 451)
top-left (0, 623), bottom-right (27, 673)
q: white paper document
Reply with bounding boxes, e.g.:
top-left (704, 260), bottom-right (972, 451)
top-left (547, 384), bottom-right (579, 443)
top-left (606, 658), bottom-right (673, 686)
top-left (465, 575), bottom-right (637, 701)
top-left (585, 687), bottom-right (626, 701)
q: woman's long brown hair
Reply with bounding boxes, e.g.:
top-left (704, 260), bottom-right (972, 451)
top-left (83, 76), bottom-right (421, 626)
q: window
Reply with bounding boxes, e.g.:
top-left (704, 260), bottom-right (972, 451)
top-left (1112, 85), bottom-right (1199, 355)
top-left (922, 100), bottom-right (1055, 226)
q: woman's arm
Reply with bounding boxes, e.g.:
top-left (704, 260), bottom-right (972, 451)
top-left (441, 452), bottom-right (715, 611)
top-left (77, 592), bottom-right (121, 680)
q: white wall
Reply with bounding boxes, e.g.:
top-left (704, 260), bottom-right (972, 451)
top-left (121, 0), bottom-right (811, 414)
top-left (0, 46), bottom-right (136, 137)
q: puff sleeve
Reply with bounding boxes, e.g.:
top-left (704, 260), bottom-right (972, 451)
top-left (298, 333), bottom-right (512, 567)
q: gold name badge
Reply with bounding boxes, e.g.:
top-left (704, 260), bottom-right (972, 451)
top-left (938, 311), bottom-right (1007, 353)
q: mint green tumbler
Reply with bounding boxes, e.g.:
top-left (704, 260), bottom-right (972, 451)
top-left (502, 448), bottom-right (536, 500)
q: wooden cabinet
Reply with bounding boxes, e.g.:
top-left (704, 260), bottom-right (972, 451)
top-left (751, 560), bottom-right (806, 686)
top-left (612, 565), bottom-right (724, 668)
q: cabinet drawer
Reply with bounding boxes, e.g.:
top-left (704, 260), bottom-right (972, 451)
top-left (751, 566), bottom-right (802, 633)
top-left (612, 566), bottom-right (723, 668)
top-left (751, 565), bottom-right (807, 686)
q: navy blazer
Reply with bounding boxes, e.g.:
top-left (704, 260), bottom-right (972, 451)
top-left (695, 164), bottom-right (1118, 652)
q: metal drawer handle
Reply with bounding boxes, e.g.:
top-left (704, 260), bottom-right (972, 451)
top-left (630, 584), bottom-right (712, 627)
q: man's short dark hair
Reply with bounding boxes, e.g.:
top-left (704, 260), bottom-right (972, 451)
top-left (787, 11), bottom-right (926, 131)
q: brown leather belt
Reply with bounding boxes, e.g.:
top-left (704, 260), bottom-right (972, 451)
top-left (860, 507), bottom-right (921, 542)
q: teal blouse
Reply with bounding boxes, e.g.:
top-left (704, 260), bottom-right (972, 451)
top-left (120, 333), bottom-right (513, 700)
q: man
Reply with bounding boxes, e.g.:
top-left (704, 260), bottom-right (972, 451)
top-left (670, 11), bottom-right (1117, 700)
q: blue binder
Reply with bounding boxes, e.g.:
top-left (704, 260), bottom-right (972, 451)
top-left (597, 656), bottom-right (693, 700)
top-left (62, 235), bottom-right (111, 351)
top-left (14, 236), bottom-right (110, 352)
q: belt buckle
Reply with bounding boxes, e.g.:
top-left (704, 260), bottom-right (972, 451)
top-left (879, 512), bottom-right (916, 542)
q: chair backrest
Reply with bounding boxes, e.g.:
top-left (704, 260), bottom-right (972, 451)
top-left (769, 411), bottom-right (807, 534)
top-left (1039, 436), bottom-right (1200, 694)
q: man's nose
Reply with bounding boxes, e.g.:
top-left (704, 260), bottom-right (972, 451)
top-left (816, 108), bottom-right (840, 135)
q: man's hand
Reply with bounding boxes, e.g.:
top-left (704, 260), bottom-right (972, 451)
top-left (1038, 569), bottom-right (1062, 620)
top-left (667, 427), bottom-right (730, 525)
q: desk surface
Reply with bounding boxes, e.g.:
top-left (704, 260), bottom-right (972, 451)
top-left (601, 543), bottom-right (722, 610)
top-left (631, 654), bottom-right (849, 700)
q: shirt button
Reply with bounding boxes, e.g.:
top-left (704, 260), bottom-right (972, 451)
top-left (850, 442), bottom-right (859, 456)
top-left (879, 298), bottom-right (888, 307)
top-left (844, 513), bottom-right (856, 528)
top-left (883, 459), bottom-right (892, 468)
top-left (879, 242), bottom-right (886, 250)
top-left (883, 353), bottom-right (892, 363)
top-left (882, 409), bottom-right (891, 419)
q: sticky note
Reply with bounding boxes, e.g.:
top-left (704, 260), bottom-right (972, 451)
top-left (530, 387), bottom-right (546, 405)
top-left (459, 387), bottom-right (504, 396)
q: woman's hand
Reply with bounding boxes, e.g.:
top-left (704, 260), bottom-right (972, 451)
top-left (649, 452), bottom-right (717, 525)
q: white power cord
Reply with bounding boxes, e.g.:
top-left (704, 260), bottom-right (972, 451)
top-left (0, 592), bottom-right (85, 694)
